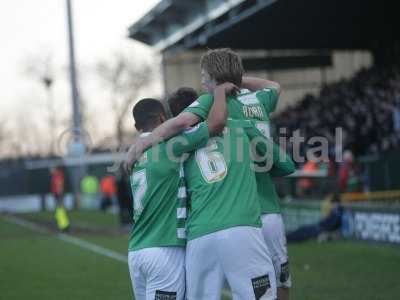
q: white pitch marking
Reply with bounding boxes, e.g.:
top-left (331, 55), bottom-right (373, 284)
top-left (58, 234), bottom-right (127, 263)
top-left (3, 215), bottom-right (233, 298)
top-left (2, 215), bottom-right (127, 263)
top-left (4, 215), bottom-right (49, 234)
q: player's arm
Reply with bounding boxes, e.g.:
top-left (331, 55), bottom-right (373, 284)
top-left (124, 112), bottom-right (200, 171)
top-left (244, 122), bottom-right (295, 176)
top-left (168, 122), bottom-right (210, 158)
top-left (207, 82), bottom-right (238, 136)
top-left (242, 76), bottom-right (281, 113)
top-left (269, 150), bottom-right (295, 177)
top-left (241, 76), bottom-right (281, 95)
top-left (133, 113), bottom-right (200, 154)
top-left (125, 94), bottom-right (216, 171)
top-left (125, 91), bottom-right (225, 170)
top-left (169, 83), bottom-right (236, 157)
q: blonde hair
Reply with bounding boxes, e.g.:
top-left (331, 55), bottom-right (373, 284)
top-left (200, 48), bottom-right (244, 86)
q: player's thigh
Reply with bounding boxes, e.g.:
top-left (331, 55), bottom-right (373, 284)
top-left (128, 251), bottom-right (146, 300)
top-left (261, 214), bottom-right (291, 288)
top-left (143, 247), bottom-right (186, 300)
top-left (218, 226), bottom-right (277, 300)
top-left (186, 233), bottom-right (224, 300)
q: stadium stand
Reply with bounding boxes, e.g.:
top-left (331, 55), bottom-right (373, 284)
top-left (274, 65), bottom-right (400, 157)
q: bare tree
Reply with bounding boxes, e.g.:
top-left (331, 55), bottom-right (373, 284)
top-left (3, 108), bottom-right (44, 158)
top-left (24, 52), bottom-right (57, 155)
top-left (0, 121), bottom-right (7, 157)
top-left (95, 52), bottom-right (153, 148)
top-left (0, 122), bottom-right (5, 143)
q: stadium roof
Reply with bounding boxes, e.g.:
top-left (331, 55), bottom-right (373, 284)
top-left (128, 0), bottom-right (398, 54)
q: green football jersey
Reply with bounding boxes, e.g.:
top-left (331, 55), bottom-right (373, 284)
top-left (184, 119), bottom-right (293, 241)
top-left (185, 88), bottom-right (278, 136)
top-left (184, 88), bottom-right (283, 214)
top-left (128, 123), bottom-right (209, 251)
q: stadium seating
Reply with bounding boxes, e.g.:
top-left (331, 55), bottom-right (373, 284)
top-left (274, 66), bottom-right (400, 157)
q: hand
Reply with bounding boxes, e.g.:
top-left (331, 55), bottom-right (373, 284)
top-left (217, 82), bottom-right (239, 96)
top-left (123, 137), bottom-right (147, 173)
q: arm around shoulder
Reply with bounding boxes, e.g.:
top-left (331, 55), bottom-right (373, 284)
top-left (241, 76), bottom-right (281, 95)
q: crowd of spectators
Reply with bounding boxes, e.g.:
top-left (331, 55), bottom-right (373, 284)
top-left (273, 65), bottom-right (400, 158)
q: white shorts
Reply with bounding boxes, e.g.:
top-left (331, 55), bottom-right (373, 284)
top-left (128, 247), bottom-right (185, 300)
top-left (186, 226), bottom-right (277, 300)
top-left (261, 213), bottom-right (291, 288)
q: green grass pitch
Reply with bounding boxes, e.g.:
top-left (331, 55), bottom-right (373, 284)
top-left (1, 211), bottom-right (399, 300)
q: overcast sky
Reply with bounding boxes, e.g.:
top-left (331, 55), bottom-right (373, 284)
top-left (0, 0), bottom-right (161, 156)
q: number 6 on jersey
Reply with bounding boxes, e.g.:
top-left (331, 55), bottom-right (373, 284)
top-left (195, 139), bottom-right (227, 183)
